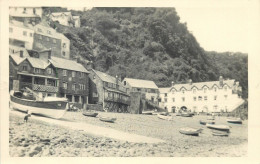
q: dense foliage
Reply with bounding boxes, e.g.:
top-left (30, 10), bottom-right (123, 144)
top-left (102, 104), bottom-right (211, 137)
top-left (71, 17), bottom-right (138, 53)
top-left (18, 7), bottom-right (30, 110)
top-left (43, 7), bottom-right (248, 98)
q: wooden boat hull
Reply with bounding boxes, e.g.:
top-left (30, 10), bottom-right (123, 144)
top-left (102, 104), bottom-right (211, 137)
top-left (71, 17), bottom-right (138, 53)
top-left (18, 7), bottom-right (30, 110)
top-left (99, 117), bottom-right (116, 123)
top-left (181, 113), bottom-right (193, 117)
top-left (10, 91), bottom-right (68, 119)
top-left (212, 130), bottom-right (229, 136)
top-left (157, 114), bottom-right (172, 120)
top-left (179, 128), bottom-right (201, 136)
top-left (83, 112), bottom-right (98, 117)
top-left (227, 118), bottom-right (242, 124)
top-left (206, 124), bottom-right (230, 132)
top-left (199, 120), bottom-right (215, 125)
top-left (142, 111), bottom-right (153, 115)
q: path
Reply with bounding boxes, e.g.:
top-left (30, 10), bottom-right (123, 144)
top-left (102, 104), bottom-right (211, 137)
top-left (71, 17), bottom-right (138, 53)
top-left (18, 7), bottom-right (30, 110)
top-left (10, 110), bottom-right (165, 144)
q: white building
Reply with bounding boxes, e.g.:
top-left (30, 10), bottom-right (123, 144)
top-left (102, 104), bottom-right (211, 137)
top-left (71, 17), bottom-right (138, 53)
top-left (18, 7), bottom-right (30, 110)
top-left (49, 12), bottom-right (81, 27)
top-left (159, 77), bottom-right (244, 113)
top-left (9, 7), bottom-right (42, 24)
top-left (122, 78), bottom-right (159, 104)
top-left (9, 20), bottom-right (35, 49)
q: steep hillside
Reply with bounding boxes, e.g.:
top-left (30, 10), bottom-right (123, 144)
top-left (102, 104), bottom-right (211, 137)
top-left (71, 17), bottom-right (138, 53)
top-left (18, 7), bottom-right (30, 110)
top-left (42, 7), bottom-right (248, 98)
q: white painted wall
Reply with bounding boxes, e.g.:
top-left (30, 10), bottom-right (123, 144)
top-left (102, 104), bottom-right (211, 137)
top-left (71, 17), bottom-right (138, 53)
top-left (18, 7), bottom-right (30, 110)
top-left (9, 7), bottom-right (42, 18)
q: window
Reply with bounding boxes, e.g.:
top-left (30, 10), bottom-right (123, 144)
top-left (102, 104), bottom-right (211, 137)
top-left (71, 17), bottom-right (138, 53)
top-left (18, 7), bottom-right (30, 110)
top-left (182, 89), bottom-right (185, 94)
top-left (124, 81), bottom-right (126, 86)
top-left (34, 68), bottom-right (40, 73)
top-left (63, 82), bottom-right (67, 89)
top-left (172, 98), bottom-right (175, 102)
top-left (79, 72), bottom-right (84, 77)
top-left (63, 70), bottom-right (67, 76)
top-left (72, 71), bottom-right (76, 77)
top-left (182, 97), bottom-right (185, 102)
top-left (9, 27), bottom-right (13, 33)
top-left (53, 39), bottom-right (56, 43)
top-left (224, 95), bottom-right (228, 100)
top-left (204, 96), bottom-right (207, 101)
top-left (63, 43), bottom-right (66, 48)
top-left (193, 97), bottom-right (197, 101)
top-left (198, 96), bottom-right (202, 101)
top-left (193, 89), bottom-right (196, 93)
top-left (165, 93), bottom-right (167, 97)
top-left (47, 68), bottom-right (53, 74)
top-left (79, 84), bottom-right (84, 90)
top-left (23, 8), bottom-right (27, 13)
top-left (164, 98), bottom-right (167, 102)
top-left (224, 86), bottom-right (227, 91)
top-left (33, 8), bottom-right (36, 14)
top-left (37, 28), bottom-right (42, 32)
top-left (46, 37), bottom-right (49, 41)
top-left (214, 96), bottom-right (217, 100)
top-left (137, 88), bottom-right (141, 92)
top-left (62, 51), bottom-right (66, 56)
top-left (22, 66), bottom-right (27, 71)
top-left (72, 83), bottom-right (76, 90)
top-left (30, 33), bottom-right (33, 37)
top-left (23, 31), bottom-right (27, 36)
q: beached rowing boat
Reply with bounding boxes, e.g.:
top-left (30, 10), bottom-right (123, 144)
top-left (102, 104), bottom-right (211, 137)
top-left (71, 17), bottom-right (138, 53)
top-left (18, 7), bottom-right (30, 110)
top-left (199, 120), bottom-right (215, 125)
top-left (206, 123), bottom-right (230, 132)
top-left (142, 111), bottom-right (153, 115)
top-left (179, 127), bottom-right (202, 136)
top-left (99, 116), bottom-right (117, 123)
top-left (212, 130), bottom-right (229, 136)
top-left (157, 114), bottom-right (172, 121)
top-left (227, 118), bottom-right (242, 124)
top-left (10, 90), bottom-right (68, 119)
top-left (181, 112), bottom-right (193, 117)
top-left (82, 112), bottom-right (98, 117)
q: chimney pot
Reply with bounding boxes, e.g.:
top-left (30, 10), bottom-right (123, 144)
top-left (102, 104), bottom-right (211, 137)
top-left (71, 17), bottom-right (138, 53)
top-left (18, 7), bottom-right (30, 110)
top-left (20, 50), bottom-right (24, 57)
top-left (189, 79), bottom-right (192, 85)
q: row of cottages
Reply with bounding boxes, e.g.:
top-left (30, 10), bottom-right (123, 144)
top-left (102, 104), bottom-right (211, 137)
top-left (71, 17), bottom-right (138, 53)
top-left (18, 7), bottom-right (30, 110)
top-left (9, 19), bottom-right (70, 59)
top-left (88, 69), bottom-right (130, 112)
top-left (158, 77), bottom-right (244, 113)
top-left (9, 7), bottom-right (43, 24)
top-left (9, 46), bottom-right (89, 108)
top-left (122, 78), bottom-right (159, 104)
top-left (49, 12), bottom-right (81, 27)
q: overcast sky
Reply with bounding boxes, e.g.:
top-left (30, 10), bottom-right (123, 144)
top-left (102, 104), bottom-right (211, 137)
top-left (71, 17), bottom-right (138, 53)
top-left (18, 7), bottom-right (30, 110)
top-left (68, 1), bottom-right (249, 53)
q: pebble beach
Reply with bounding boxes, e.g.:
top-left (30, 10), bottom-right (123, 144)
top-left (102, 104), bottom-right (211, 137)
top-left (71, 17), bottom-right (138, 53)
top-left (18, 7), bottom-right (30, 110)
top-left (9, 110), bottom-right (247, 157)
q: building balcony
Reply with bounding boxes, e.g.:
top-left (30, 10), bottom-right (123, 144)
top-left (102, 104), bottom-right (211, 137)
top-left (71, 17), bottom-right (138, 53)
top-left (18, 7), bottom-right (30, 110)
top-left (20, 82), bottom-right (58, 93)
top-left (59, 87), bottom-right (88, 95)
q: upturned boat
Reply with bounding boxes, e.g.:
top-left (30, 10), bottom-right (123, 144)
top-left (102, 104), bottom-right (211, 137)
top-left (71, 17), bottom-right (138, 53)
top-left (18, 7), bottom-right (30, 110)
top-left (226, 118), bottom-right (242, 124)
top-left (212, 130), bottom-right (229, 136)
top-left (157, 114), bottom-right (172, 120)
top-left (206, 123), bottom-right (230, 132)
top-left (199, 120), bottom-right (215, 125)
top-left (179, 127), bottom-right (202, 136)
top-left (99, 116), bottom-right (117, 123)
top-left (10, 89), bottom-right (68, 119)
top-left (83, 112), bottom-right (98, 117)
top-left (181, 112), bottom-right (193, 117)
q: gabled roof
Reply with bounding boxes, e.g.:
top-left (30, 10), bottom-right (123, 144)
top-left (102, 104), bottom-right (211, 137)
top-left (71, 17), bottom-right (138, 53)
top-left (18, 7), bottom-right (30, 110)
top-left (170, 80), bottom-right (236, 91)
top-left (51, 12), bottom-right (72, 17)
top-left (27, 57), bottom-right (50, 69)
top-left (159, 87), bottom-right (171, 94)
top-left (10, 54), bottom-right (26, 65)
top-left (49, 56), bottom-right (89, 73)
top-left (123, 78), bottom-right (159, 89)
top-left (92, 69), bottom-right (122, 86)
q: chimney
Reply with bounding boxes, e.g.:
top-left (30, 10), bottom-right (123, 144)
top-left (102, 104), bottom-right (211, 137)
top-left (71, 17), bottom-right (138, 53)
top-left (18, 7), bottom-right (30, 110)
top-left (86, 61), bottom-right (93, 71)
top-left (171, 81), bottom-right (175, 87)
top-left (219, 76), bottom-right (224, 86)
top-left (20, 50), bottom-right (24, 57)
top-left (189, 79), bottom-right (192, 85)
top-left (48, 49), bottom-right (51, 59)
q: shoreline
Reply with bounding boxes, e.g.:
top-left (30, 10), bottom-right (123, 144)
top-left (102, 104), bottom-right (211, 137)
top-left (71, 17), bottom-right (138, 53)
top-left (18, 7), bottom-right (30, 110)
top-left (9, 110), bottom-right (248, 157)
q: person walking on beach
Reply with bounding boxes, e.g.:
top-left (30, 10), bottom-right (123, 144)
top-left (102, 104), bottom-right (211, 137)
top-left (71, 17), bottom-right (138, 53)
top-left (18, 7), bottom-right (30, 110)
top-left (24, 110), bottom-right (31, 123)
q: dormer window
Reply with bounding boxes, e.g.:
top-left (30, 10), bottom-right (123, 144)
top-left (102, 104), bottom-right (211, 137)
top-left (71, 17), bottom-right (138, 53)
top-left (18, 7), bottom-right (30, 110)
top-left (203, 88), bottom-right (207, 93)
top-left (224, 86), bottom-right (227, 91)
top-left (182, 89), bottom-right (185, 94)
top-left (214, 87), bottom-right (217, 92)
top-left (193, 89), bottom-right (196, 93)
top-left (172, 90), bottom-right (175, 94)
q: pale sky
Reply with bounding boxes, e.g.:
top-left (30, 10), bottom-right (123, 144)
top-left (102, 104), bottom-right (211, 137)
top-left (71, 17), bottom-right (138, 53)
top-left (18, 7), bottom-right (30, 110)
top-left (67, 2), bottom-right (249, 53)
top-left (174, 3), bottom-right (249, 53)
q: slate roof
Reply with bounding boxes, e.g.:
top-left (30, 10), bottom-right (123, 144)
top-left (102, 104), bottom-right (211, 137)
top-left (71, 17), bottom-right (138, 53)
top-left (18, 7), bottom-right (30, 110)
top-left (159, 87), bottom-right (171, 94)
top-left (92, 69), bottom-right (123, 86)
top-left (170, 80), bottom-right (236, 92)
top-left (10, 54), bottom-right (26, 65)
top-left (123, 78), bottom-right (159, 89)
top-left (27, 57), bottom-right (50, 69)
top-left (49, 56), bottom-right (89, 73)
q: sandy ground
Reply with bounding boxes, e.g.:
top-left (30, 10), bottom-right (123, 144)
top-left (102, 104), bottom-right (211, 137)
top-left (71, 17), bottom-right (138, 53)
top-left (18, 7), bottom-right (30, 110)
top-left (9, 110), bottom-right (247, 157)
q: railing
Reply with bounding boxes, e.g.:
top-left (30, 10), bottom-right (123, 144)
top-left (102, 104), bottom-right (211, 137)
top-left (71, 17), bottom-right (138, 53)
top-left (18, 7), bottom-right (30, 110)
top-left (20, 82), bottom-right (33, 90)
top-left (33, 84), bottom-right (58, 93)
